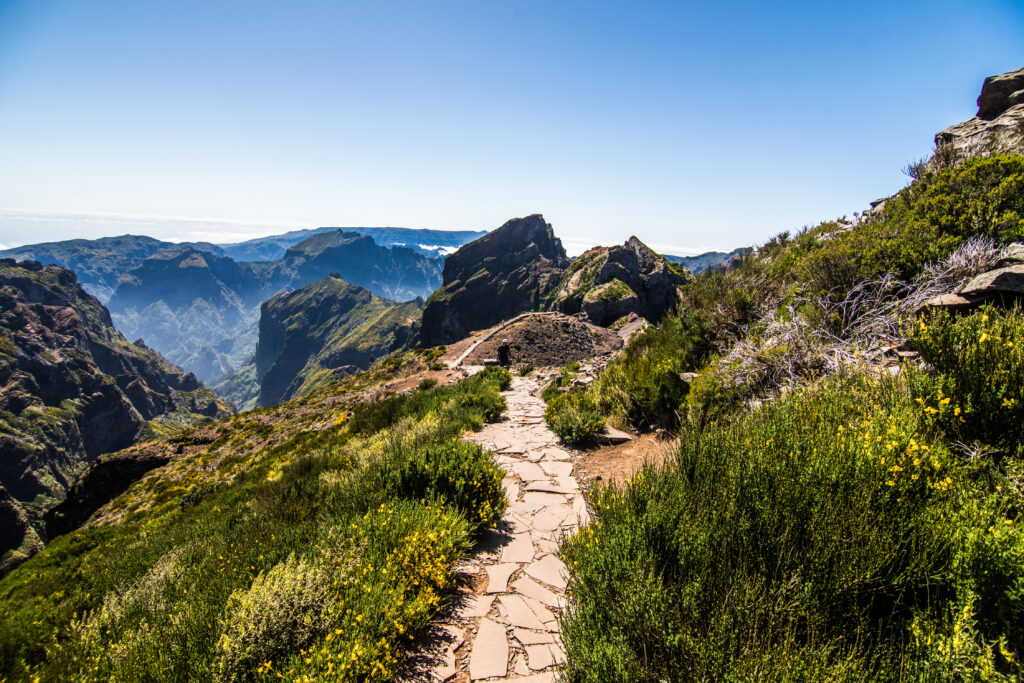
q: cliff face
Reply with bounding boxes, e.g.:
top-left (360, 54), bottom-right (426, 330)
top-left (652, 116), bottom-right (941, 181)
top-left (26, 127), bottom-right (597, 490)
top-left (0, 259), bottom-right (229, 573)
top-left (547, 236), bottom-right (690, 326)
top-left (420, 215), bottom-right (569, 346)
top-left (932, 66), bottom-right (1024, 163)
top-left (254, 275), bottom-right (421, 407)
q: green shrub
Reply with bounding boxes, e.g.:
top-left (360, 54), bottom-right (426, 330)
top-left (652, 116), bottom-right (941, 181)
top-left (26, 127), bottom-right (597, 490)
top-left (560, 374), bottom-right (1024, 681)
top-left (428, 362), bottom-right (445, 371)
top-left (214, 553), bottom-right (332, 681)
top-left (545, 391), bottom-right (605, 447)
top-left (911, 306), bottom-right (1024, 453)
top-left (385, 439), bottom-right (506, 529)
top-left (517, 365), bottom-right (534, 376)
top-left (416, 378), bottom-right (438, 390)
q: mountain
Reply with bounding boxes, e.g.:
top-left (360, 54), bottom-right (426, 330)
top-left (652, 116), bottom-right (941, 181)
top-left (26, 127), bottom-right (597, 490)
top-left (251, 274), bottom-right (421, 406)
top-left (103, 232), bottom-right (442, 383)
top-left (276, 230), bottom-right (443, 301)
top-left (663, 247), bottom-right (750, 274)
top-left (419, 217), bottom-right (693, 343)
top-left (420, 214), bottom-right (569, 346)
top-left (105, 246), bottom-right (269, 382)
top-left (0, 258), bottom-right (230, 572)
top-left (218, 226), bottom-right (486, 262)
top-left (546, 236), bottom-right (690, 326)
top-left (0, 235), bottom-right (225, 303)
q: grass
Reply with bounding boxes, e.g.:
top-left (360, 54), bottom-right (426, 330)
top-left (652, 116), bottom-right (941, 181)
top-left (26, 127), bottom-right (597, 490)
top-left (0, 366), bottom-right (511, 682)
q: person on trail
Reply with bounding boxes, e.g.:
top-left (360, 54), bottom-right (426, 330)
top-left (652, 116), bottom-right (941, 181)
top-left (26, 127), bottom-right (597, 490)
top-left (497, 338), bottom-right (511, 367)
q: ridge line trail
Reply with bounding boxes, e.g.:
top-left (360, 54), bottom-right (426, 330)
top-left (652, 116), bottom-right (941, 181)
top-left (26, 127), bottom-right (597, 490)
top-left (426, 374), bottom-right (589, 682)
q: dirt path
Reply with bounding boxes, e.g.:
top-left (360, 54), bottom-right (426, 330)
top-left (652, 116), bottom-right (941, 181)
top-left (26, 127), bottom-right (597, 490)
top-left (426, 375), bottom-right (588, 681)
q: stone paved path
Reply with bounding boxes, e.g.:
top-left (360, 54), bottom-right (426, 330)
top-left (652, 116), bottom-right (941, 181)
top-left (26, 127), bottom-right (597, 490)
top-left (427, 375), bottom-right (589, 682)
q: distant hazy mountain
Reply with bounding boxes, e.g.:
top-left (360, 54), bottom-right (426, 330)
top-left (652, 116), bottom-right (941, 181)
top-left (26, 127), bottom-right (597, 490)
top-left (3, 227), bottom-right (481, 384)
top-left (218, 226), bottom-right (486, 262)
top-left (663, 247), bottom-right (750, 273)
top-left (0, 235), bottom-right (224, 302)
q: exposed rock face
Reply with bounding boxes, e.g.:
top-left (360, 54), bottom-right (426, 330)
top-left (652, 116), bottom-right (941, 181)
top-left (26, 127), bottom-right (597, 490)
top-left (922, 243), bottom-right (1024, 312)
top-left (420, 215), bottom-right (569, 346)
top-left (0, 259), bottom-right (229, 572)
top-left (253, 275), bottom-right (421, 407)
top-left (548, 236), bottom-right (690, 326)
top-left (44, 450), bottom-right (171, 539)
top-left (932, 66), bottom-right (1024, 163)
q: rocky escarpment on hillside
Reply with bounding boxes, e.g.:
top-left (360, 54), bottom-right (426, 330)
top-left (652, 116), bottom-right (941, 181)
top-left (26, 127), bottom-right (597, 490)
top-left (420, 215), bottom-right (569, 346)
top-left (547, 236), bottom-right (690, 326)
top-left (0, 259), bottom-right (230, 573)
top-left (931, 65), bottom-right (1024, 164)
top-left (252, 275), bottom-right (421, 407)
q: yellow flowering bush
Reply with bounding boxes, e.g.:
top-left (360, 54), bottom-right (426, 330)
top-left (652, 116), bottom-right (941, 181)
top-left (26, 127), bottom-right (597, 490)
top-left (911, 306), bottom-right (1024, 453)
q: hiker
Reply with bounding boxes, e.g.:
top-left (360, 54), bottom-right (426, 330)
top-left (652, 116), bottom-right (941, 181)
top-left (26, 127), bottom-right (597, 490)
top-left (497, 338), bottom-right (511, 367)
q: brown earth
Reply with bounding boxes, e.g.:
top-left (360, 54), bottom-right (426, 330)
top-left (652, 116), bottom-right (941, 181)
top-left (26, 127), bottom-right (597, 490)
top-left (573, 434), bottom-right (676, 487)
top-left (463, 313), bottom-right (621, 368)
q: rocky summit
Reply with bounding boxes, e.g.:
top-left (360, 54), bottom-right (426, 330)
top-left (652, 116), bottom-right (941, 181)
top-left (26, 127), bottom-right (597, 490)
top-left (547, 236), bottom-right (690, 326)
top-left (0, 259), bottom-right (229, 573)
top-left (420, 215), bottom-right (569, 346)
top-left (932, 65), bottom-right (1024, 162)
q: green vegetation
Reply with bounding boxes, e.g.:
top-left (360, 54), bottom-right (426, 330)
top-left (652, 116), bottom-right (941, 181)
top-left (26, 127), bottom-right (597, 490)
top-left (563, 346), bottom-right (1024, 679)
top-left (582, 278), bottom-right (635, 303)
top-left (559, 155), bottom-right (1024, 680)
top-left (544, 390), bottom-right (605, 447)
top-left (0, 367), bottom-right (511, 681)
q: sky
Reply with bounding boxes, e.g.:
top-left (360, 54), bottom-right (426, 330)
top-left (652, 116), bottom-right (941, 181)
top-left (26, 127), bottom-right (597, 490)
top-left (0, 1), bottom-right (1022, 256)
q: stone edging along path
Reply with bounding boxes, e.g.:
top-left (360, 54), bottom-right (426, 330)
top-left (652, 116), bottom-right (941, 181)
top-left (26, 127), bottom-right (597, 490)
top-left (424, 374), bottom-right (589, 682)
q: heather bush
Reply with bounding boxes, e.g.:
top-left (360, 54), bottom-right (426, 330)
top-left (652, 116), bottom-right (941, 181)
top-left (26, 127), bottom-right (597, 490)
top-left (561, 373), bottom-right (1024, 681)
top-left (545, 390), bottom-right (605, 446)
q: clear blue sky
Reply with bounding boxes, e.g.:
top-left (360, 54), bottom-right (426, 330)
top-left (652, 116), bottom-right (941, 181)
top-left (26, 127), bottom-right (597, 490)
top-left (1, 1), bottom-right (1022, 255)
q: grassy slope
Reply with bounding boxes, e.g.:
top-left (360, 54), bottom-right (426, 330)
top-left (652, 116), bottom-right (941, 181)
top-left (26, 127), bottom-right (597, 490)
top-left (0, 365), bottom-right (511, 681)
top-left (558, 155), bottom-right (1024, 681)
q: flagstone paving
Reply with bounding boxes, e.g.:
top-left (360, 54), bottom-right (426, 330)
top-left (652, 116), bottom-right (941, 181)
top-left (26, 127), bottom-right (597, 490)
top-left (426, 374), bottom-right (589, 682)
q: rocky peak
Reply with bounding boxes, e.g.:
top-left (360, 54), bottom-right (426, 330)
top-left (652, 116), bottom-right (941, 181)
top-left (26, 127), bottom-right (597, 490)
top-left (440, 214), bottom-right (568, 283)
top-left (977, 66), bottom-right (1024, 120)
top-left (932, 66), bottom-right (1024, 162)
top-left (420, 215), bottom-right (568, 346)
top-left (547, 235), bottom-right (689, 326)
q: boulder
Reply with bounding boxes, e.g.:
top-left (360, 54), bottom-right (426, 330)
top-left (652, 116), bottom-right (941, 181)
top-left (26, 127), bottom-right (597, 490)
top-left (960, 263), bottom-right (1024, 297)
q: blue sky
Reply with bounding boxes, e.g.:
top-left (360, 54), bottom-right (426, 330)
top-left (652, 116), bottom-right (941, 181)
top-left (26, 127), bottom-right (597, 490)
top-left (0, 1), bottom-right (1021, 255)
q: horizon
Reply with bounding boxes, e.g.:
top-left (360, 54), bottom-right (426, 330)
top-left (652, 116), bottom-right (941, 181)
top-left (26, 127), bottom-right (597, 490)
top-left (2, 1), bottom-right (1022, 254)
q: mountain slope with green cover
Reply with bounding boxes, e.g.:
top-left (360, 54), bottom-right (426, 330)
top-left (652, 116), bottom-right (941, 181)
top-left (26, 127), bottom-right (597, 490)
top-left (0, 259), bottom-right (230, 574)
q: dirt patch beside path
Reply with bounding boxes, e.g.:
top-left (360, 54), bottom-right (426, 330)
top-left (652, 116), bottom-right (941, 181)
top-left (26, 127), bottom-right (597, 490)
top-left (574, 434), bottom-right (676, 487)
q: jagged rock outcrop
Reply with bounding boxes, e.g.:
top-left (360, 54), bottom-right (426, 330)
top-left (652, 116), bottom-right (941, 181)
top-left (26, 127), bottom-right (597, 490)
top-left (932, 66), bottom-right (1024, 164)
top-left (420, 215), bottom-right (569, 346)
top-left (253, 275), bottom-right (421, 407)
top-left (923, 243), bottom-right (1024, 312)
top-left (0, 259), bottom-right (230, 572)
top-left (547, 236), bottom-right (690, 326)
